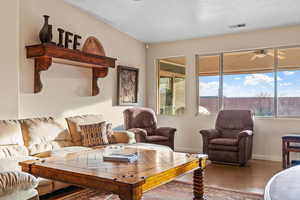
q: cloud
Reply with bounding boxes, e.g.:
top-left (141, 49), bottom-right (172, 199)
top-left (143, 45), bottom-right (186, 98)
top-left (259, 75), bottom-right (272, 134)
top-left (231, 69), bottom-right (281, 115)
top-left (283, 71), bottom-right (295, 76)
top-left (244, 74), bottom-right (273, 86)
top-left (234, 77), bottom-right (241, 80)
top-left (199, 81), bottom-right (219, 96)
top-left (279, 82), bottom-right (292, 87)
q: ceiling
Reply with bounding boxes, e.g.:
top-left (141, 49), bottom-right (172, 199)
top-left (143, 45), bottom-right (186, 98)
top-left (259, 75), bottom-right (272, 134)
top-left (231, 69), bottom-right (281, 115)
top-left (65, 0), bottom-right (300, 43)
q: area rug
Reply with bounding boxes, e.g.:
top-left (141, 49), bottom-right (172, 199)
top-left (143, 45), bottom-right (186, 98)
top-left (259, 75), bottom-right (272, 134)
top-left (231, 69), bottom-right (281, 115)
top-left (56, 181), bottom-right (263, 200)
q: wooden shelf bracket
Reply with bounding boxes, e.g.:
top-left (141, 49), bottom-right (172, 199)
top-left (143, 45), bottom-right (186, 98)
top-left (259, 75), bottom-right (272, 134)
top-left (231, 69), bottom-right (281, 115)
top-left (26, 44), bottom-right (116, 96)
top-left (34, 56), bottom-right (52, 93)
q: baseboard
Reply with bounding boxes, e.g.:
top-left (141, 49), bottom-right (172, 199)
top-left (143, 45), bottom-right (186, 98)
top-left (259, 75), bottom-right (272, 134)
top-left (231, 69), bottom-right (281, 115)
top-left (175, 147), bottom-right (201, 154)
top-left (252, 154), bottom-right (281, 162)
top-left (175, 147), bottom-right (281, 162)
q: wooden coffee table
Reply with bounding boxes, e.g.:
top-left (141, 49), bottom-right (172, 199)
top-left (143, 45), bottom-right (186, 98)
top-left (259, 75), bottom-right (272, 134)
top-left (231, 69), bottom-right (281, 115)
top-left (20, 146), bottom-right (207, 200)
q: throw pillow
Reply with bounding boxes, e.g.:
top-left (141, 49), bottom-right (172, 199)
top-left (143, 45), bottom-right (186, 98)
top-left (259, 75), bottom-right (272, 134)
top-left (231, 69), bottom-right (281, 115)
top-left (79, 122), bottom-right (109, 147)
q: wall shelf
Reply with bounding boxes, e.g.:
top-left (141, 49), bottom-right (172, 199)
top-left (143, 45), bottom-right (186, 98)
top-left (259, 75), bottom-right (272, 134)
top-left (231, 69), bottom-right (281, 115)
top-left (26, 44), bottom-right (117, 96)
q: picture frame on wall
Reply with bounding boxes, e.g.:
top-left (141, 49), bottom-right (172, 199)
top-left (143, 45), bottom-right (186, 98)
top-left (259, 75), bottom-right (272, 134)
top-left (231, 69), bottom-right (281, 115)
top-left (117, 65), bottom-right (139, 106)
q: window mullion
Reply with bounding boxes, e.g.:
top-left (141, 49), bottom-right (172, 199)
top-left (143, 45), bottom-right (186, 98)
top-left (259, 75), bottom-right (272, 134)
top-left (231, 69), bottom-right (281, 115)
top-left (274, 48), bottom-right (278, 117)
top-left (219, 53), bottom-right (224, 111)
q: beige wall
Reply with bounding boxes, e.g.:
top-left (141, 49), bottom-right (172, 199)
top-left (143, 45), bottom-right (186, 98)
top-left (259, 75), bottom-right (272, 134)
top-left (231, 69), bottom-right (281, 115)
top-left (1, 0), bottom-right (146, 129)
top-left (0, 0), bottom-right (20, 119)
top-left (147, 25), bottom-right (300, 161)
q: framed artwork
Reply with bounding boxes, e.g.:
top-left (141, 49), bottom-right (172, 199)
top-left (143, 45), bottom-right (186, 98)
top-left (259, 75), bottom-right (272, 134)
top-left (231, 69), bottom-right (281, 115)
top-left (117, 65), bottom-right (139, 106)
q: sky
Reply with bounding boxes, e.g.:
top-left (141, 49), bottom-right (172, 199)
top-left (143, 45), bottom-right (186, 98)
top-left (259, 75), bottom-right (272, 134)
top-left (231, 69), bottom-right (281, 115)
top-left (199, 70), bottom-right (300, 97)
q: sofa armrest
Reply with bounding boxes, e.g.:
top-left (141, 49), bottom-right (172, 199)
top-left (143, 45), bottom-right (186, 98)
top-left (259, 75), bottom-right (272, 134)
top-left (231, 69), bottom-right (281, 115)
top-left (127, 128), bottom-right (147, 142)
top-left (237, 130), bottom-right (253, 141)
top-left (199, 129), bottom-right (220, 139)
top-left (111, 131), bottom-right (136, 144)
top-left (155, 127), bottom-right (176, 138)
top-left (0, 171), bottom-right (38, 197)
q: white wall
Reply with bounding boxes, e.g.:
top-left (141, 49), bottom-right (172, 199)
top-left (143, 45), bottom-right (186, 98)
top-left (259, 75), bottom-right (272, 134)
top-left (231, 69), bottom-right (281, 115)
top-left (146, 25), bottom-right (300, 161)
top-left (17, 0), bottom-right (146, 128)
top-left (0, 0), bottom-right (19, 119)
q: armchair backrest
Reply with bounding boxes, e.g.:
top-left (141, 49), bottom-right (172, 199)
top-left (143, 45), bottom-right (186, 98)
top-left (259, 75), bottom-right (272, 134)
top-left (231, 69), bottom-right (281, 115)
top-left (216, 110), bottom-right (254, 138)
top-left (123, 107), bottom-right (158, 135)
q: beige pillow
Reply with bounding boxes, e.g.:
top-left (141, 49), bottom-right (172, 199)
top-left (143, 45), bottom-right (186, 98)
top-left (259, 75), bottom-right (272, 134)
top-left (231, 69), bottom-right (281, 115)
top-left (79, 122), bottom-right (109, 147)
top-left (66, 115), bottom-right (104, 145)
top-left (21, 117), bottom-right (73, 155)
top-left (0, 120), bottom-right (24, 146)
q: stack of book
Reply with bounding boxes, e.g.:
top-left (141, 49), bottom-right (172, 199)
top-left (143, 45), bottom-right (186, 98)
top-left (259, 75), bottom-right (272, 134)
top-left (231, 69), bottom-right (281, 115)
top-left (103, 152), bottom-right (138, 163)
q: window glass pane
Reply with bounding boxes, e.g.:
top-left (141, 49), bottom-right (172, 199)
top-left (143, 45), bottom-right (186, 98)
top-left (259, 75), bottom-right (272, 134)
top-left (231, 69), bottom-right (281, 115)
top-left (198, 55), bottom-right (220, 114)
top-left (158, 57), bottom-right (186, 115)
top-left (223, 49), bottom-right (274, 116)
top-left (277, 47), bottom-right (300, 116)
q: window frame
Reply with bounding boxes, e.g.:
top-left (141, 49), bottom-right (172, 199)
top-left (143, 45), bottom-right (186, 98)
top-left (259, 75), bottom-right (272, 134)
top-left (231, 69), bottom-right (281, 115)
top-left (156, 56), bottom-right (187, 116)
top-left (196, 45), bottom-right (300, 118)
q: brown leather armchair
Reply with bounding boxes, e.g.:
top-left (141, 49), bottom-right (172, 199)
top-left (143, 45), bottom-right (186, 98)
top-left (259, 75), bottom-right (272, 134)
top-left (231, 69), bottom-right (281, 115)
top-left (123, 107), bottom-right (176, 150)
top-left (200, 110), bottom-right (254, 166)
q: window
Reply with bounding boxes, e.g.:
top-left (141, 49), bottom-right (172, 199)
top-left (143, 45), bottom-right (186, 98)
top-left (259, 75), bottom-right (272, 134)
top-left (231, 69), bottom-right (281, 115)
top-left (198, 55), bottom-right (220, 114)
top-left (223, 50), bottom-right (274, 116)
top-left (197, 46), bottom-right (300, 117)
top-left (158, 57), bottom-right (186, 115)
top-left (277, 47), bottom-right (300, 117)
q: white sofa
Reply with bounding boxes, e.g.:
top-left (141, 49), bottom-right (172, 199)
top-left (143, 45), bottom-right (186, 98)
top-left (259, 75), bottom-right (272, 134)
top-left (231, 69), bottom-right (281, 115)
top-left (0, 114), bottom-right (138, 200)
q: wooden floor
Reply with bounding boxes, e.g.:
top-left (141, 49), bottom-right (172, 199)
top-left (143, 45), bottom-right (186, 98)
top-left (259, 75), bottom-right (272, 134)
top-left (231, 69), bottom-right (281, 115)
top-left (178, 159), bottom-right (282, 195)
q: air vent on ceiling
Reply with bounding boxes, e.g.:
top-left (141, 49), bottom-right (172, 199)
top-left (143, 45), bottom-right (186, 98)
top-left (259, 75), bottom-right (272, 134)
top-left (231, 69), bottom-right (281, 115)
top-left (229, 24), bottom-right (246, 29)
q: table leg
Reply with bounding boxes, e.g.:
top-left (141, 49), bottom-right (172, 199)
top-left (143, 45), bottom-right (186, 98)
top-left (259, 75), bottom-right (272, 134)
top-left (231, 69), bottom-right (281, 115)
top-left (119, 185), bottom-right (142, 200)
top-left (282, 140), bottom-right (287, 169)
top-left (194, 168), bottom-right (205, 200)
top-left (287, 144), bottom-right (290, 168)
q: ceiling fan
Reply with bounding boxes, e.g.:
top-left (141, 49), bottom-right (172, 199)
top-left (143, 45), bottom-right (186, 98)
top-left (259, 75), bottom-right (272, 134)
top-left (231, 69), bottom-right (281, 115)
top-left (251, 49), bottom-right (285, 60)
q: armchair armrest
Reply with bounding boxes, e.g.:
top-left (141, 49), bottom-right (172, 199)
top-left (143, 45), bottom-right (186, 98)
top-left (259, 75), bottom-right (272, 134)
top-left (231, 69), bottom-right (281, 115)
top-left (111, 131), bottom-right (136, 144)
top-left (155, 127), bottom-right (176, 138)
top-left (199, 129), bottom-right (220, 140)
top-left (237, 130), bottom-right (253, 141)
top-left (199, 129), bottom-right (220, 154)
top-left (127, 128), bottom-right (147, 142)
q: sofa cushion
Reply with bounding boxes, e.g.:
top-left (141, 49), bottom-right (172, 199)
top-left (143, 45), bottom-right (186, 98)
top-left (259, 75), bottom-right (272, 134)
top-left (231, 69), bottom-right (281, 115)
top-left (80, 122), bottom-right (109, 147)
top-left (111, 131), bottom-right (136, 144)
top-left (0, 171), bottom-right (38, 197)
top-left (36, 178), bottom-right (53, 196)
top-left (146, 135), bottom-right (169, 142)
top-left (0, 121), bottom-right (28, 159)
top-left (66, 114), bottom-right (104, 145)
top-left (0, 156), bottom-right (38, 172)
top-left (208, 144), bottom-right (239, 152)
top-left (21, 117), bottom-right (73, 155)
top-left (0, 120), bottom-right (24, 146)
top-left (210, 138), bottom-right (238, 146)
top-left (0, 145), bottom-right (28, 159)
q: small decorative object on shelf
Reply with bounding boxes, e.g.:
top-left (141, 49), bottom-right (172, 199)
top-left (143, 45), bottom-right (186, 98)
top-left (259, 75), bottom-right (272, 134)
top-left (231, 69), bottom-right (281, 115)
top-left (117, 65), bottom-right (139, 106)
top-left (39, 15), bottom-right (54, 44)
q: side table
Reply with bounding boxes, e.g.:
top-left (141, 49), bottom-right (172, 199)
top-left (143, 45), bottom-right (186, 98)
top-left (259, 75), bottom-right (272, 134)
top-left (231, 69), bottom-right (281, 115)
top-left (282, 134), bottom-right (300, 169)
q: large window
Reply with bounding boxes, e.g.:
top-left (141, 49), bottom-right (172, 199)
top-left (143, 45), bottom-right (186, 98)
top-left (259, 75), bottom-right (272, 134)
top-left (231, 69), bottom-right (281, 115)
top-left (158, 57), bottom-right (186, 115)
top-left (197, 46), bottom-right (300, 117)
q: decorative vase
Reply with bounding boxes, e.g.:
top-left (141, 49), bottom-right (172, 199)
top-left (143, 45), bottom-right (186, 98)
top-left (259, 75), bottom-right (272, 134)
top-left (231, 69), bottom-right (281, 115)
top-left (39, 15), bottom-right (52, 43)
